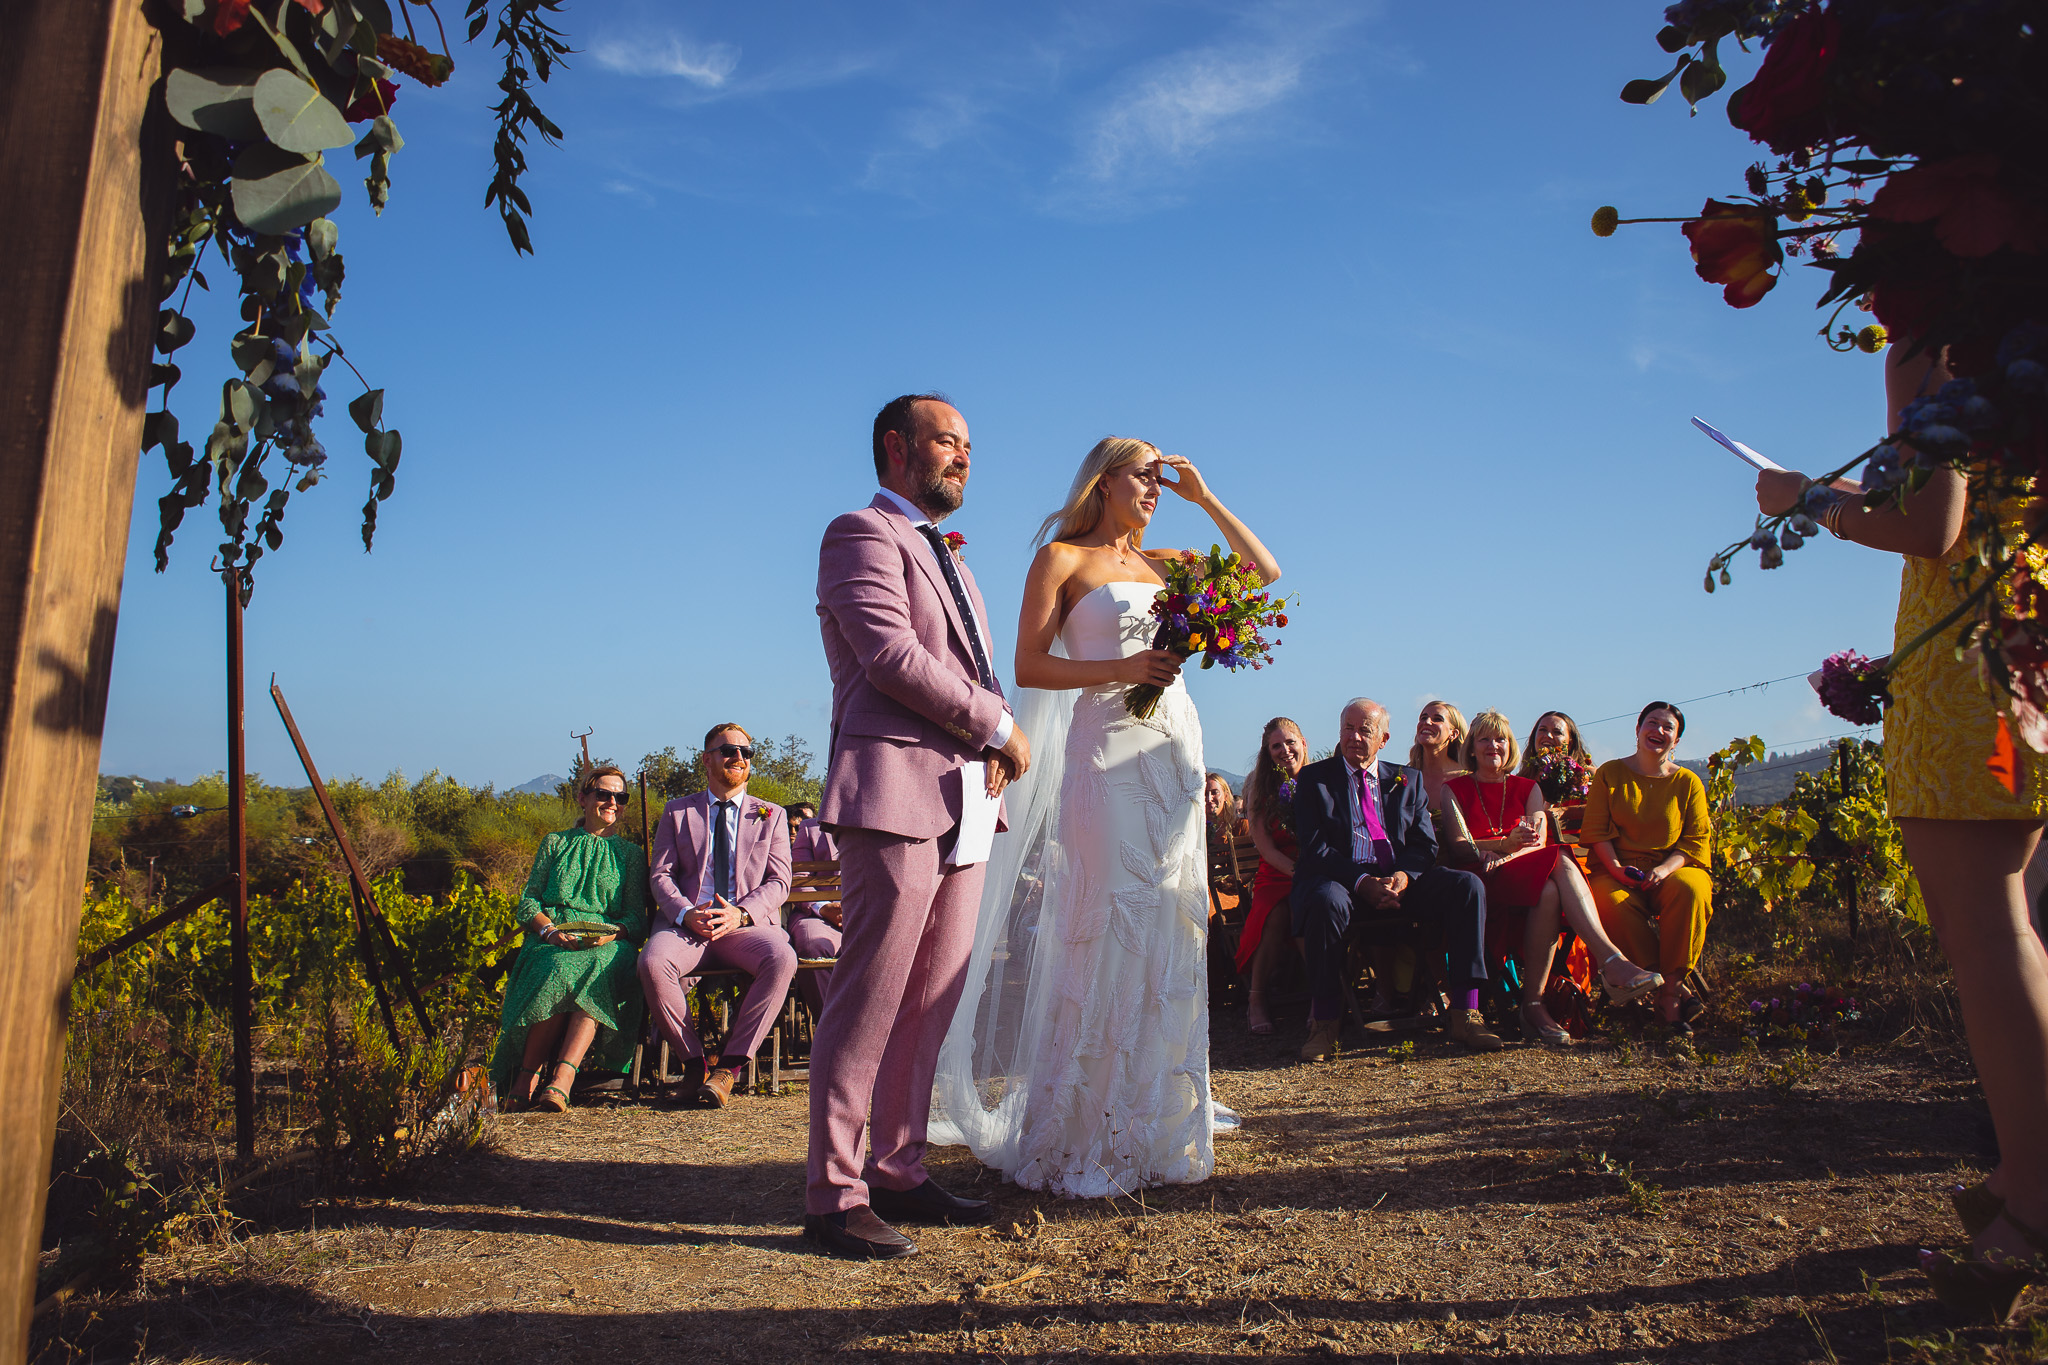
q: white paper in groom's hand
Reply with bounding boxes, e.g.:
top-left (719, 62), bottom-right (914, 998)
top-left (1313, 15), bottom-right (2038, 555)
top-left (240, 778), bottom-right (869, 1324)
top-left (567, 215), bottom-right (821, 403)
top-left (1691, 416), bottom-right (1786, 472)
top-left (941, 761), bottom-right (1000, 867)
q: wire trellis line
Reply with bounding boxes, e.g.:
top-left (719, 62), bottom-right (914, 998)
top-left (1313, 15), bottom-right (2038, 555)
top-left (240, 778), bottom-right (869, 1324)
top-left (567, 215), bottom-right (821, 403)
top-left (1581, 672), bottom-right (1813, 727)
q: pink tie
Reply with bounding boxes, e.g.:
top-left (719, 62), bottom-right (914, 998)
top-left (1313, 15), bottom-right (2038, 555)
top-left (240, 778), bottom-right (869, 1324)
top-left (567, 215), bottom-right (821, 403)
top-left (1356, 766), bottom-right (1389, 843)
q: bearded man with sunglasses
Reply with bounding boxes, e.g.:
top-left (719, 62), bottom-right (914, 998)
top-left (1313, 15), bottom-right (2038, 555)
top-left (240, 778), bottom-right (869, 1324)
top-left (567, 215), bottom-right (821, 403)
top-left (642, 722), bottom-right (797, 1108)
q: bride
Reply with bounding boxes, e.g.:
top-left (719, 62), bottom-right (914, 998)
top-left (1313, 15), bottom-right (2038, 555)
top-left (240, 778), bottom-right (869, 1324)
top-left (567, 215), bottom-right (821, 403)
top-left (930, 437), bottom-right (1281, 1197)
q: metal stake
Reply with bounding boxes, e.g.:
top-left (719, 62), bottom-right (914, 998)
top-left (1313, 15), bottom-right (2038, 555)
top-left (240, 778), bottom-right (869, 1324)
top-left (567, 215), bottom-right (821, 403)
top-left (226, 572), bottom-right (254, 1160)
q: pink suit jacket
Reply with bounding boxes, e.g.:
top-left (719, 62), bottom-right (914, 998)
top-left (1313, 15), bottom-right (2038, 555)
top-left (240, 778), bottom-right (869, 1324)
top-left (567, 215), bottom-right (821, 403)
top-left (649, 790), bottom-right (792, 936)
top-left (792, 818), bottom-right (839, 864)
top-left (816, 494), bottom-right (1011, 840)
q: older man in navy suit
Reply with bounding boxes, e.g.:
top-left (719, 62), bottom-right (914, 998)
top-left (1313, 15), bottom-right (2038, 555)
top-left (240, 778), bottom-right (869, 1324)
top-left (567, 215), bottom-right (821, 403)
top-left (1291, 697), bottom-right (1502, 1060)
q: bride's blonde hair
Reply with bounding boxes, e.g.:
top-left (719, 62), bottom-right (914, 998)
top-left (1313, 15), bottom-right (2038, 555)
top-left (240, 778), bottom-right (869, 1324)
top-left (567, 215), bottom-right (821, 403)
top-left (1032, 437), bottom-right (1161, 548)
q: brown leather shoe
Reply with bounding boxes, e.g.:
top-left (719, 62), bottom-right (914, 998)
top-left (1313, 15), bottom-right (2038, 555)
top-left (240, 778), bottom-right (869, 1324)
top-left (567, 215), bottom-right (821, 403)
top-left (1447, 1008), bottom-right (1504, 1053)
top-left (1300, 1018), bottom-right (1342, 1062)
top-left (697, 1066), bottom-right (737, 1108)
top-left (802, 1206), bottom-right (919, 1259)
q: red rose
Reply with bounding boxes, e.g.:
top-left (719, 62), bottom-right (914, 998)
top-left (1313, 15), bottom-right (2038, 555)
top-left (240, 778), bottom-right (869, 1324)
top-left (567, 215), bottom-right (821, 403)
top-left (1727, 8), bottom-right (1839, 154)
top-left (1275, 613), bottom-right (1289, 627)
top-left (1682, 200), bottom-right (1783, 308)
top-left (212, 0), bottom-right (251, 34)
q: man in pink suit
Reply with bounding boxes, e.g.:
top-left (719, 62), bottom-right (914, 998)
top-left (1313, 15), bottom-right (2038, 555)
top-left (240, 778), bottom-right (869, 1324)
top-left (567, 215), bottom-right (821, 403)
top-left (804, 393), bottom-right (1030, 1259)
top-left (642, 722), bottom-right (796, 1109)
top-left (787, 810), bottom-right (842, 1014)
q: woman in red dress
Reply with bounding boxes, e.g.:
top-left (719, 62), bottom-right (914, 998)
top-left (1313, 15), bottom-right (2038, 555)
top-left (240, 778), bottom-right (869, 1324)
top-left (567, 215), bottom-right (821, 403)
top-left (1444, 709), bottom-right (1662, 1044)
top-left (1237, 716), bottom-right (1307, 1035)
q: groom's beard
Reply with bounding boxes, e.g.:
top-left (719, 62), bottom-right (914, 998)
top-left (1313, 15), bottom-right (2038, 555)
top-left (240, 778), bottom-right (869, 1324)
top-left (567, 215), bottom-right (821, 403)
top-left (916, 464), bottom-right (966, 519)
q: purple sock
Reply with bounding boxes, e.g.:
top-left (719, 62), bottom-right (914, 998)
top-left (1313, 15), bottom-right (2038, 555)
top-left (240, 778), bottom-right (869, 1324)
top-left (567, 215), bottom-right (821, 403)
top-left (1455, 987), bottom-right (1481, 1012)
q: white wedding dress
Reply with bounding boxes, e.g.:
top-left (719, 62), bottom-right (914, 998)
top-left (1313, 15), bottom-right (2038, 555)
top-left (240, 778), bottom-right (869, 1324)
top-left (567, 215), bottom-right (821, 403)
top-left (930, 581), bottom-right (1214, 1197)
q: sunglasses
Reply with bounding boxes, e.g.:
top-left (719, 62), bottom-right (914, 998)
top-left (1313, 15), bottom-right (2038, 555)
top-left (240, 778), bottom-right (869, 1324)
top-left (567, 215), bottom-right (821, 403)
top-left (587, 790), bottom-right (627, 806)
top-left (716, 744), bottom-right (754, 760)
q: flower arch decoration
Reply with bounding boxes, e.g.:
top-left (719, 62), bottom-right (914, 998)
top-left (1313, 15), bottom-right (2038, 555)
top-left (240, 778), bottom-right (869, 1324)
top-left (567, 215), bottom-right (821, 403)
top-left (1596, 0), bottom-right (2047, 760)
top-left (144, 0), bottom-right (568, 601)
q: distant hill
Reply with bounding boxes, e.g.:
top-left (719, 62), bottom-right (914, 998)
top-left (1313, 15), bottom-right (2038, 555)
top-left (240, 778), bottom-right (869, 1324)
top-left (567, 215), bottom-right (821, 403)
top-left (1678, 745), bottom-right (1838, 806)
top-left (510, 773), bottom-right (566, 796)
top-left (1209, 768), bottom-right (1246, 795)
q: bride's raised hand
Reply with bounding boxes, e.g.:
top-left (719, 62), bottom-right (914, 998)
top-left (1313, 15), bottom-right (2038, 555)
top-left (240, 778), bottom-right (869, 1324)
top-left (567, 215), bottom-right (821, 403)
top-left (1159, 454), bottom-right (1213, 506)
top-left (1117, 649), bottom-right (1185, 686)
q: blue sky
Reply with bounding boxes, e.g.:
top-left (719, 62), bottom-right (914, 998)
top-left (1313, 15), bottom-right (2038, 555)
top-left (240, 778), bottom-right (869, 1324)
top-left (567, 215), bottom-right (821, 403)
top-left (104, 0), bottom-right (1897, 791)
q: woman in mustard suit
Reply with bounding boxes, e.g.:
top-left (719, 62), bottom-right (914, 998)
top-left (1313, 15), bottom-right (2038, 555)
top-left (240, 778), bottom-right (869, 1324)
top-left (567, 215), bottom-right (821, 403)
top-left (1580, 701), bottom-right (1712, 1032)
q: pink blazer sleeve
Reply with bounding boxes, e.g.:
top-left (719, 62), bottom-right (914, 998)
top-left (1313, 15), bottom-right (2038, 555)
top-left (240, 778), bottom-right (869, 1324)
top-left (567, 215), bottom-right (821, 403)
top-left (648, 804), bottom-right (691, 929)
top-left (820, 512), bottom-right (1008, 750)
top-left (734, 812), bottom-right (791, 932)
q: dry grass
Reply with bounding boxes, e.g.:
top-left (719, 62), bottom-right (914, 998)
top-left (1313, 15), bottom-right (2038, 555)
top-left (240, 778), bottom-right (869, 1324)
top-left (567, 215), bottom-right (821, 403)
top-left (32, 1002), bottom-right (2046, 1365)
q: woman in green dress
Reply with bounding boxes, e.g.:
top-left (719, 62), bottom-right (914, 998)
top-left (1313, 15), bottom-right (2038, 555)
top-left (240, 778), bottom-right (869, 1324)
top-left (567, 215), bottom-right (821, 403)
top-left (491, 764), bottom-right (649, 1112)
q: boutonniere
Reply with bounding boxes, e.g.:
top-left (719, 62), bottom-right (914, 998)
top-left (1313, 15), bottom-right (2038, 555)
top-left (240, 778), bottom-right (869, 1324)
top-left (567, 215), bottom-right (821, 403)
top-left (1386, 770), bottom-right (1408, 791)
top-left (749, 804), bottom-right (776, 823)
top-left (942, 530), bottom-right (966, 559)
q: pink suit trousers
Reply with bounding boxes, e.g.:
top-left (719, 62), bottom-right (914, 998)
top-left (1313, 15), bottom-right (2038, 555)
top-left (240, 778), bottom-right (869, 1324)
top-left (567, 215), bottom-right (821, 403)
top-left (804, 828), bottom-right (984, 1213)
top-left (638, 924), bottom-right (797, 1064)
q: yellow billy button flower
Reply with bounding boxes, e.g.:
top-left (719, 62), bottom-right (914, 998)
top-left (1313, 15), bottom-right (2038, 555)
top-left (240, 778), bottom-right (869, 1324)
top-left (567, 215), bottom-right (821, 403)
top-left (1855, 323), bottom-right (1889, 354)
top-left (1591, 206), bottom-right (1621, 237)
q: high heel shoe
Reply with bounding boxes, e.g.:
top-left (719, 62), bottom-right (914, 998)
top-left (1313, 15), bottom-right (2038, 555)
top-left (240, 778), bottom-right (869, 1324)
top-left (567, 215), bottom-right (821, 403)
top-left (1520, 1001), bottom-right (1574, 1046)
top-left (1951, 1181), bottom-right (2006, 1240)
top-left (1599, 953), bottom-right (1663, 1007)
top-left (1923, 1206), bottom-right (2048, 1323)
top-left (1246, 992), bottom-right (1275, 1036)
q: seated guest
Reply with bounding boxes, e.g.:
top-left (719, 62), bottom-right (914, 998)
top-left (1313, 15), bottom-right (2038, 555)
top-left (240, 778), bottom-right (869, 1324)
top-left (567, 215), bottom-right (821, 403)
top-left (490, 765), bottom-right (649, 1112)
top-left (1409, 700), bottom-right (1470, 806)
top-left (788, 807), bottom-right (841, 1014)
top-left (1520, 710), bottom-right (1594, 777)
top-left (1445, 710), bottom-right (1663, 1046)
top-left (1293, 698), bottom-right (1501, 1059)
top-left (786, 799), bottom-right (819, 843)
top-left (642, 723), bottom-right (797, 1107)
top-left (1205, 773), bottom-right (1249, 916)
top-left (1239, 718), bottom-right (1310, 1035)
top-left (1581, 701), bottom-right (1714, 1033)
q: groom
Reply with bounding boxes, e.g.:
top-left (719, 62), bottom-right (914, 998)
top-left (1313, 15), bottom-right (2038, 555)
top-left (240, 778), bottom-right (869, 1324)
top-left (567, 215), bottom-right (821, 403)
top-left (804, 393), bottom-right (1031, 1259)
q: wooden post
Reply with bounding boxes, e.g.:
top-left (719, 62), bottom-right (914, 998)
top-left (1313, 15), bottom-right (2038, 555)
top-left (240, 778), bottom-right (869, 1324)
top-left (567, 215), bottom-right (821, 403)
top-left (0, 0), bottom-right (171, 1353)
top-left (226, 576), bottom-right (254, 1158)
top-left (1839, 739), bottom-right (1861, 947)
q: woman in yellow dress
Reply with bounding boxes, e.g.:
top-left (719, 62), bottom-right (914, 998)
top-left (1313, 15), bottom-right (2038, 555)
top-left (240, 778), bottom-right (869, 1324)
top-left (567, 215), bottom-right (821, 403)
top-left (1579, 701), bottom-right (1713, 1032)
top-left (1758, 343), bottom-right (2048, 1279)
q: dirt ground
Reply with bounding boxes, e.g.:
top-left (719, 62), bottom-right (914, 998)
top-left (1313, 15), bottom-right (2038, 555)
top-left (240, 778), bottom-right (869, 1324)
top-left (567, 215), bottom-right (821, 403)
top-left (34, 1014), bottom-right (2044, 1364)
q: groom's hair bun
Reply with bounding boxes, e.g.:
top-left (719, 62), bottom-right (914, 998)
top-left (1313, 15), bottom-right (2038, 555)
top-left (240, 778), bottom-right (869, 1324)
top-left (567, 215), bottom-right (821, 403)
top-left (872, 392), bottom-right (954, 477)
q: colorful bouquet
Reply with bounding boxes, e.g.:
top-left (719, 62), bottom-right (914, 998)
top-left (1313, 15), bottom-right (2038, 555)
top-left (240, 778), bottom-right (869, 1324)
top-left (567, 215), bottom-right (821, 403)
top-left (1815, 648), bottom-right (1890, 726)
top-left (1125, 546), bottom-right (1292, 720)
top-left (1527, 749), bottom-right (1591, 806)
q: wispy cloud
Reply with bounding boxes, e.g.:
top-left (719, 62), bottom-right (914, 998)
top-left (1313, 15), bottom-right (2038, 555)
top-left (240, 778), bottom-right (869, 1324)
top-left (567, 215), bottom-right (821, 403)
top-left (601, 178), bottom-right (655, 205)
top-left (592, 31), bottom-right (742, 87)
top-left (1078, 47), bottom-right (1303, 185)
top-left (1047, 3), bottom-right (1368, 215)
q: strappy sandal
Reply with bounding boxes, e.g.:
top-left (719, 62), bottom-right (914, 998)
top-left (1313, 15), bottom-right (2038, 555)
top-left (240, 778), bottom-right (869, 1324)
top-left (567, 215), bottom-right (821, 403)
top-left (531, 1058), bottom-right (575, 1114)
top-left (508, 1064), bottom-right (545, 1112)
top-left (1599, 953), bottom-right (1662, 1007)
top-left (1952, 1181), bottom-right (2006, 1240)
top-left (1922, 1207), bottom-right (2048, 1323)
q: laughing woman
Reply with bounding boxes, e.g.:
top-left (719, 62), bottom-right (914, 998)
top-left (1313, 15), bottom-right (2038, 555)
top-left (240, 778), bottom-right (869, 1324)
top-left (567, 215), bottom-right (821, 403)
top-left (1579, 703), bottom-right (1713, 1033)
top-left (489, 765), bottom-right (650, 1112)
top-left (1443, 709), bottom-right (1663, 1044)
